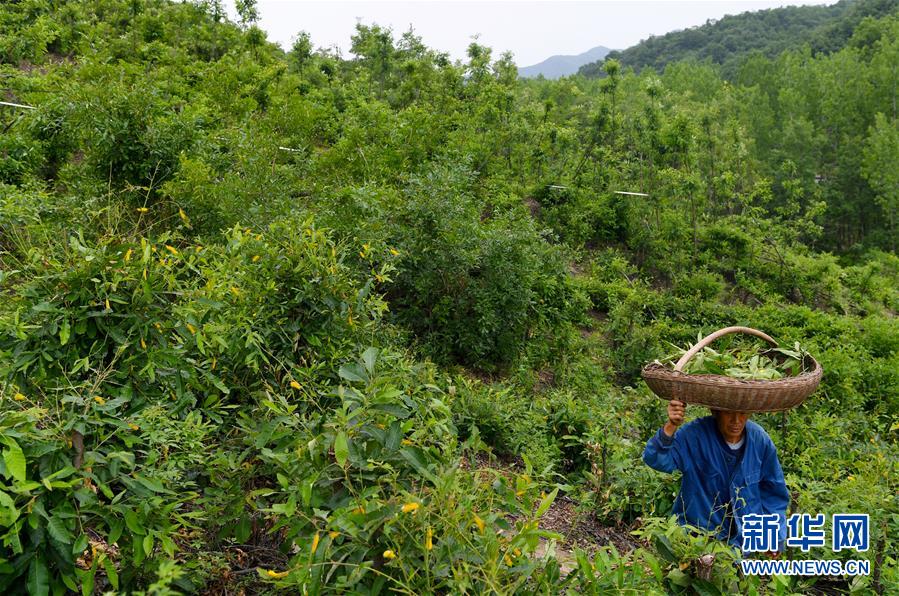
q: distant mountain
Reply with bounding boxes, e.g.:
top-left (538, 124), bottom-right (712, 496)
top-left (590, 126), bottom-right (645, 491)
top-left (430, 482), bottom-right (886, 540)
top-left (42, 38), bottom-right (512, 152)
top-left (518, 45), bottom-right (612, 79)
top-left (578, 0), bottom-right (899, 78)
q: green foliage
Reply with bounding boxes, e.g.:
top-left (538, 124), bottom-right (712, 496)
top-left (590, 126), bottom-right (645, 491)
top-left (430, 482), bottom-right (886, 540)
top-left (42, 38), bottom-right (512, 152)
top-left (565, 542), bottom-right (666, 593)
top-left (534, 185), bottom-right (625, 247)
top-left (0, 214), bottom-right (390, 590)
top-left (65, 67), bottom-right (203, 190)
top-left (862, 112), bottom-right (899, 250)
top-left (579, 0), bottom-right (899, 79)
top-left (658, 339), bottom-right (810, 379)
top-left (673, 268), bottom-right (725, 301)
top-left (631, 517), bottom-right (765, 594)
top-left (0, 0), bottom-right (897, 591)
top-left (319, 159), bottom-right (588, 370)
top-left (451, 380), bottom-right (560, 475)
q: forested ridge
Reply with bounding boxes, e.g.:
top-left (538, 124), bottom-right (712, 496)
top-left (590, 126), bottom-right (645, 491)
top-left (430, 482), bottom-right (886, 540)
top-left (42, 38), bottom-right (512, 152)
top-left (578, 0), bottom-right (899, 79)
top-left (0, 0), bottom-right (897, 593)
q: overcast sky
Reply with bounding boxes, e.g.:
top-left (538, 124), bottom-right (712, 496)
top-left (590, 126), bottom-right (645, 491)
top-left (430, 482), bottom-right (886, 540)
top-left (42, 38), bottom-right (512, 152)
top-left (224, 1), bottom-right (834, 66)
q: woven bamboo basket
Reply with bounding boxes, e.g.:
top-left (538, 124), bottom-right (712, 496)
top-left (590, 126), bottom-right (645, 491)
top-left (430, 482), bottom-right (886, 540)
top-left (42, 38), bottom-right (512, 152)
top-left (641, 326), bottom-right (822, 412)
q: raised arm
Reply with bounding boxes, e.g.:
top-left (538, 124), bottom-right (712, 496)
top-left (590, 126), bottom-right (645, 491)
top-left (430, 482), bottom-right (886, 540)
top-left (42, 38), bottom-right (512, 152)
top-left (642, 400), bottom-right (689, 473)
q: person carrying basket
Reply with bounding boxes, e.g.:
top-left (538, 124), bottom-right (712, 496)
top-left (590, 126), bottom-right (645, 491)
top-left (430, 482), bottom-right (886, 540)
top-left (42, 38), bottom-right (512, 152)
top-left (642, 399), bottom-right (788, 556)
top-left (639, 326), bottom-right (823, 556)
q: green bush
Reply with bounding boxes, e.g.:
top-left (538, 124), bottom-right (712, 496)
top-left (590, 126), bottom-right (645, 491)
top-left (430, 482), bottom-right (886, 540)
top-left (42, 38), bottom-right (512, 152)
top-left (0, 217), bottom-right (387, 591)
top-left (385, 160), bottom-right (586, 369)
top-left (859, 315), bottom-right (899, 358)
top-left (0, 132), bottom-right (43, 185)
top-left (606, 292), bottom-right (662, 381)
top-left (52, 62), bottom-right (208, 196)
top-left (672, 267), bottom-right (725, 301)
top-left (535, 185), bottom-right (625, 247)
top-left (451, 379), bottom-right (560, 474)
top-left (1, 1), bottom-right (898, 591)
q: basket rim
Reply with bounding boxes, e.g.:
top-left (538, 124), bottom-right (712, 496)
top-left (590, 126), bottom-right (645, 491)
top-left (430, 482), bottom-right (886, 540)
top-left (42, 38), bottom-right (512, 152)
top-left (640, 327), bottom-right (822, 412)
top-left (641, 356), bottom-right (822, 412)
top-left (641, 354), bottom-right (822, 387)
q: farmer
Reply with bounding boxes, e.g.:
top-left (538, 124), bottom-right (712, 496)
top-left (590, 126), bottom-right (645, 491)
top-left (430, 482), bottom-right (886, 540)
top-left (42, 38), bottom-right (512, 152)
top-left (642, 399), bottom-right (790, 555)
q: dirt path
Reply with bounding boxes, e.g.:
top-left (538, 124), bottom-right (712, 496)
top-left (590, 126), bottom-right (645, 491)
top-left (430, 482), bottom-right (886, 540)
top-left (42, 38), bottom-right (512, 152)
top-left (532, 495), bottom-right (641, 574)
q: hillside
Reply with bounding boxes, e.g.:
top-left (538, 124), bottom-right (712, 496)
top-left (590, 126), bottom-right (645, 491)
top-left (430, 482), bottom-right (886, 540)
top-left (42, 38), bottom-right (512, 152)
top-left (518, 45), bottom-right (611, 79)
top-left (0, 1), bottom-right (897, 593)
top-left (578, 0), bottom-right (899, 77)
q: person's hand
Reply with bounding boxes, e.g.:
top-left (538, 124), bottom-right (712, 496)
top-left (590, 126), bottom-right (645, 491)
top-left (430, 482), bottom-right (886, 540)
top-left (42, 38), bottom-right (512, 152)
top-left (662, 400), bottom-right (685, 437)
top-left (667, 400), bottom-right (686, 427)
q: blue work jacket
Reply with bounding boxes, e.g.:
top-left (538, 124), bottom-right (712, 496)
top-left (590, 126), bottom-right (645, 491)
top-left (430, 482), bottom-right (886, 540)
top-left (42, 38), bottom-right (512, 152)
top-left (642, 416), bottom-right (790, 552)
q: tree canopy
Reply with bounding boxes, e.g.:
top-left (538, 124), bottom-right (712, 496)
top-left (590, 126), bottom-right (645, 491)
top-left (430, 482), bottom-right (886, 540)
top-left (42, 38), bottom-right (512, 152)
top-left (578, 0), bottom-right (899, 79)
top-left (0, 0), bottom-right (896, 593)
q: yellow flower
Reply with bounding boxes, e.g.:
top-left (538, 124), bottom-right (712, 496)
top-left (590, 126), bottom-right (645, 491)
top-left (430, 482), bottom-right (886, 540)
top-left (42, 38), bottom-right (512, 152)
top-left (290, 380), bottom-right (301, 390)
top-left (389, 248), bottom-right (399, 256)
top-left (513, 548), bottom-right (521, 557)
top-left (13, 393), bottom-right (26, 401)
top-left (154, 322), bottom-right (162, 330)
top-left (140, 338), bottom-right (147, 349)
top-left (105, 298), bottom-right (111, 311)
top-left (425, 527), bottom-right (433, 551)
top-left (311, 531), bottom-right (320, 554)
top-left (128, 423), bottom-right (140, 431)
top-left (265, 569), bottom-right (289, 579)
top-left (252, 255), bottom-right (261, 262)
top-left (142, 268), bottom-right (148, 280)
top-left (401, 502), bottom-right (420, 514)
top-left (353, 506), bottom-right (365, 514)
top-left (504, 553), bottom-right (513, 566)
top-left (186, 323), bottom-right (197, 334)
top-left (358, 251), bottom-right (366, 258)
top-left (93, 396), bottom-right (106, 405)
top-left (472, 514), bottom-right (485, 534)
top-left (165, 245), bottom-right (179, 256)
top-left (230, 286), bottom-right (240, 297)
top-left (178, 208), bottom-right (188, 222)
top-left (124, 248), bottom-right (133, 262)
top-left (401, 439), bottom-right (413, 446)
top-left (382, 549), bottom-right (396, 560)
top-left (329, 531), bottom-right (339, 539)
top-left (136, 207), bottom-right (149, 213)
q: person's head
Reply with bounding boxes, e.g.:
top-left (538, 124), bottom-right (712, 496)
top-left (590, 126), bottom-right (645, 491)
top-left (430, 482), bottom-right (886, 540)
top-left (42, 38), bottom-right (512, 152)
top-left (711, 409), bottom-right (751, 443)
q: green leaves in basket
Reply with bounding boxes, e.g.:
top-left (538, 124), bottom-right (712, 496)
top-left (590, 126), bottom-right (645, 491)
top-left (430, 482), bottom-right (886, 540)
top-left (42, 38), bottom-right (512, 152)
top-left (769, 342), bottom-right (811, 377)
top-left (655, 340), bottom-right (809, 380)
